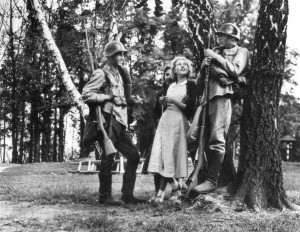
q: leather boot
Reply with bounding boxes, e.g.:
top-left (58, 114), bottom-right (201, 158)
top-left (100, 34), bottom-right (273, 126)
top-left (192, 179), bottom-right (217, 194)
top-left (206, 150), bottom-right (225, 184)
top-left (192, 151), bottom-right (224, 194)
top-left (121, 175), bottom-right (146, 204)
top-left (98, 174), bottom-right (123, 206)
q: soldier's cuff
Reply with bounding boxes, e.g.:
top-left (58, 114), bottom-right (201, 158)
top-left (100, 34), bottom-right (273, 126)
top-left (96, 94), bottom-right (107, 103)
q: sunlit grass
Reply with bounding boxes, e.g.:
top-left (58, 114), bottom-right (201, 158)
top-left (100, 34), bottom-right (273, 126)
top-left (1, 161), bottom-right (300, 232)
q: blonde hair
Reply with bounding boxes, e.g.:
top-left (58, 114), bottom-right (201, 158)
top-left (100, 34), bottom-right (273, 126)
top-left (171, 56), bottom-right (193, 82)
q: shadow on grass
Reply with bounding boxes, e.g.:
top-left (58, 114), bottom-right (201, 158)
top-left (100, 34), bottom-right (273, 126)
top-left (1, 162), bottom-right (300, 232)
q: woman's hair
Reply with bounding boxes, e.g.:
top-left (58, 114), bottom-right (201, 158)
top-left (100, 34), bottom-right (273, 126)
top-left (171, 56), bottom-right (193, 82)
top-left (162, 65), bottom-right (172, 81)
top-left (162, 65), bottom-right (172, 93)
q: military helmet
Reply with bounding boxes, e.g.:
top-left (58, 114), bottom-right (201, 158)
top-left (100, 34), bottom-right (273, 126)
top-left (216, 23), bottom-right (240, 41)
top-left (104, 41), bottom-right (127, 57)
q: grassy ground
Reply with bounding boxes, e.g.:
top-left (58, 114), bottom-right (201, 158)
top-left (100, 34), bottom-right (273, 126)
top-left (0, 161), bottom-right (300, 232)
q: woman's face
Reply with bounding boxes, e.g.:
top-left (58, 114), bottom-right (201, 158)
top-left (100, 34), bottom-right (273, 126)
top-left (164, 69), bottom-right (173, 85)
top-left (174, 59), bottom-right (189, 76)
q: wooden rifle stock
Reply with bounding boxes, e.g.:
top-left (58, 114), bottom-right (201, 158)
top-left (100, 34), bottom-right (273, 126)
top-left (185, 67), bottom-right (209, 199)
top-left (96, 106), bottom-right (117, 156)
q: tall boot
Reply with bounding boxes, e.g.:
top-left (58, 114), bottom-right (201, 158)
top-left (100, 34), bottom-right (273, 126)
top-left (98, 174), bottom-right (123, 206)
top-left (121, 174), bottom-right (146, 204)
top-left (192, 151), bottom-right (224, 194)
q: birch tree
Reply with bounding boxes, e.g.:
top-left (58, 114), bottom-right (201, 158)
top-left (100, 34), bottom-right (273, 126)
top-left (31, 0), bottom-right (89, 119)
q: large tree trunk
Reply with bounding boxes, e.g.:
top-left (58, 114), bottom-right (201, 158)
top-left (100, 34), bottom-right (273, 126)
top-left (31, 0), bottom-right (89, 118)
top-left (232, 0), bottom-right (291, 210)
top-left (185, 0), bottom-right (215, 71)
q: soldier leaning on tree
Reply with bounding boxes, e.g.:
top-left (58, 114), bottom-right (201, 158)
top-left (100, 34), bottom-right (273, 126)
top-left (192, 23), bottom-right (250, 194)
top-left (82, 41), bottom-right (146, 205)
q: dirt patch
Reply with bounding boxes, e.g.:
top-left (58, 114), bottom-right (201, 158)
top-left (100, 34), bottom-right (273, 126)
top-left (1, 163), bottom-right (300, 232)
top-left (0, 201), bottom-right (122, 232)
top-left (0, 165), bottom-right (19, 173)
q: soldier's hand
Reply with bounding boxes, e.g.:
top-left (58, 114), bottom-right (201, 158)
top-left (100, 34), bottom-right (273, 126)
top-left (204, 49), bottom-right (216, 58)
top-left (106, 94), bottom-right (115, 101)
top-left (201, 57), bottom-right (212, 69)
top-left (111, 86), bottom-right (120, 97)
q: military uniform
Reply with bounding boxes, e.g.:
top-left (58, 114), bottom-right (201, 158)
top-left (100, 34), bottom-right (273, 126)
top-left (193, 23), bottom-right (250, 194)
top-left (82, 41), bottom-right (144, 204)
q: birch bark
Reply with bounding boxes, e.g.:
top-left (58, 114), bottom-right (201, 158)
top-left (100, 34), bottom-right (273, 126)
top-left (32, 0), bottom-right (89, 118)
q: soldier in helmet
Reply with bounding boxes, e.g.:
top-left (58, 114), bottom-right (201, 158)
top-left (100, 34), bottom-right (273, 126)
top-left (82, 41), bottom-right (145, 205)
top-left (192, 23), bottom-right (250, 194)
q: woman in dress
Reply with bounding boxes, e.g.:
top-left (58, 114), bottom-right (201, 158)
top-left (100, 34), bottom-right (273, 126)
top-left (147, 56), bottom-right (196, 202)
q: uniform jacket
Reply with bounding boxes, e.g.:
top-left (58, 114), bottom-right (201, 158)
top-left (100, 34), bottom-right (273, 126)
top-left (200, 45), bottom-right (250, 100)
top-left (81, 65), bottom-right (132, 143)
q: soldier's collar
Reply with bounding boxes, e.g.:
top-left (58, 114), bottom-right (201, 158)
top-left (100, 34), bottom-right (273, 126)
top-left (104, 64), bottom-right (119, 74)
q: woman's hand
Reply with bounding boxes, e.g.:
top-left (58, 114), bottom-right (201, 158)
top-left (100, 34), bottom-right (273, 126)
top-left (163, 96), bottom-right (176, 105)
top-left (159, 96), bottom-right (165, 105)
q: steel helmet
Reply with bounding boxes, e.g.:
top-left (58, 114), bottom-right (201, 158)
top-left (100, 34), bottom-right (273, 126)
top-left (104, 41), bottom-right (127, 57)
top-left (216, 23), bottom-right (240, 41)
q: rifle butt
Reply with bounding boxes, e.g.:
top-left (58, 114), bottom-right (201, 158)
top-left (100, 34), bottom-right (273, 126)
top-left (103, 137), bottom-right (117, 156)
top-left (185, 173), bottom-right (199, 199)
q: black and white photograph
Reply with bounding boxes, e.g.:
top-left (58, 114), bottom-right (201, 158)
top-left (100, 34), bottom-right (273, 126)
top-left (0, 0), bottom-right (300, 231)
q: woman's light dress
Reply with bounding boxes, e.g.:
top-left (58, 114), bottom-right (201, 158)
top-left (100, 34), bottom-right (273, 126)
top-left (148, 80), bottom-right (189, 178)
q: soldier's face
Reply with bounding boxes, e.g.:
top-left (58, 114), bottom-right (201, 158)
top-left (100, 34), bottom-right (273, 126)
top-left (217, 34), bottom-right (235, 48)
top-left (112, 52), bottom-right (125, 66)
top-left (217, 34), bottom-right (229, 47)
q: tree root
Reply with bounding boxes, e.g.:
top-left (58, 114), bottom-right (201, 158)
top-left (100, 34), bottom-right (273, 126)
top-left (186, 184), bottom-right (297, 214)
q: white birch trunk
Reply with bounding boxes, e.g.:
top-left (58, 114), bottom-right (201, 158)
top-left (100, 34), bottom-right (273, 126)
top-left (32, 0), bottom-right (89, 118)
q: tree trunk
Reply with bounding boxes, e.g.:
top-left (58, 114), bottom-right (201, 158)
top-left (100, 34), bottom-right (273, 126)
top-left (28, 104), bottom-right (34, 163)
top-left (31, 0), bottom-right (89, 119)
top-left (30, 89), bottom-right (40, 163)
top-left (232, 0), bottom-right (291, 210)
top-left (33, 106), bottom-right (41, 163)
top-left (42, 98), bottom-right (52, 162)
top-left (19, 99), bottom-right (26, 163)
top-left (2, 119), bottom-right (6, 163)
top-left (10, 0), bottom-right (19, 163)
top-left (58, 107), bottom-right (65, 162)
top-left (53, 97), bottom-right (58, 162)
top-left (185, 0), bottom-right (214, 71)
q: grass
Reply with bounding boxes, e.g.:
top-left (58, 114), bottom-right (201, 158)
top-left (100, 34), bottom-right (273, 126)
top-left (1, 161), bottom-right (300, 232)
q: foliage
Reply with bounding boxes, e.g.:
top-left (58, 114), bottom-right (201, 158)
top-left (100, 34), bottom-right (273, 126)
top-left (0, 0), bottom-right (299, 163)
top-left (119, 2), bottom-right (194, 154)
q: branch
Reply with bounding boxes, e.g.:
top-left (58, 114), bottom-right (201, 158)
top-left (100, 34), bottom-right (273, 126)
top-left (32, 0), bottom-right (89, 119)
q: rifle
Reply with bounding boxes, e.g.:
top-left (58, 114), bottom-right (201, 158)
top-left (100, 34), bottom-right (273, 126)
top-left (185, 66), bottom-right (210, 199)
top-left (84, 22), bottom-right (117, 156)
top-left (96, 106), bottom-right (117, 155)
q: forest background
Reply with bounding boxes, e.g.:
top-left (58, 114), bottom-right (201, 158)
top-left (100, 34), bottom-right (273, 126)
top-left (0, 0), bottom-right (299, 164)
